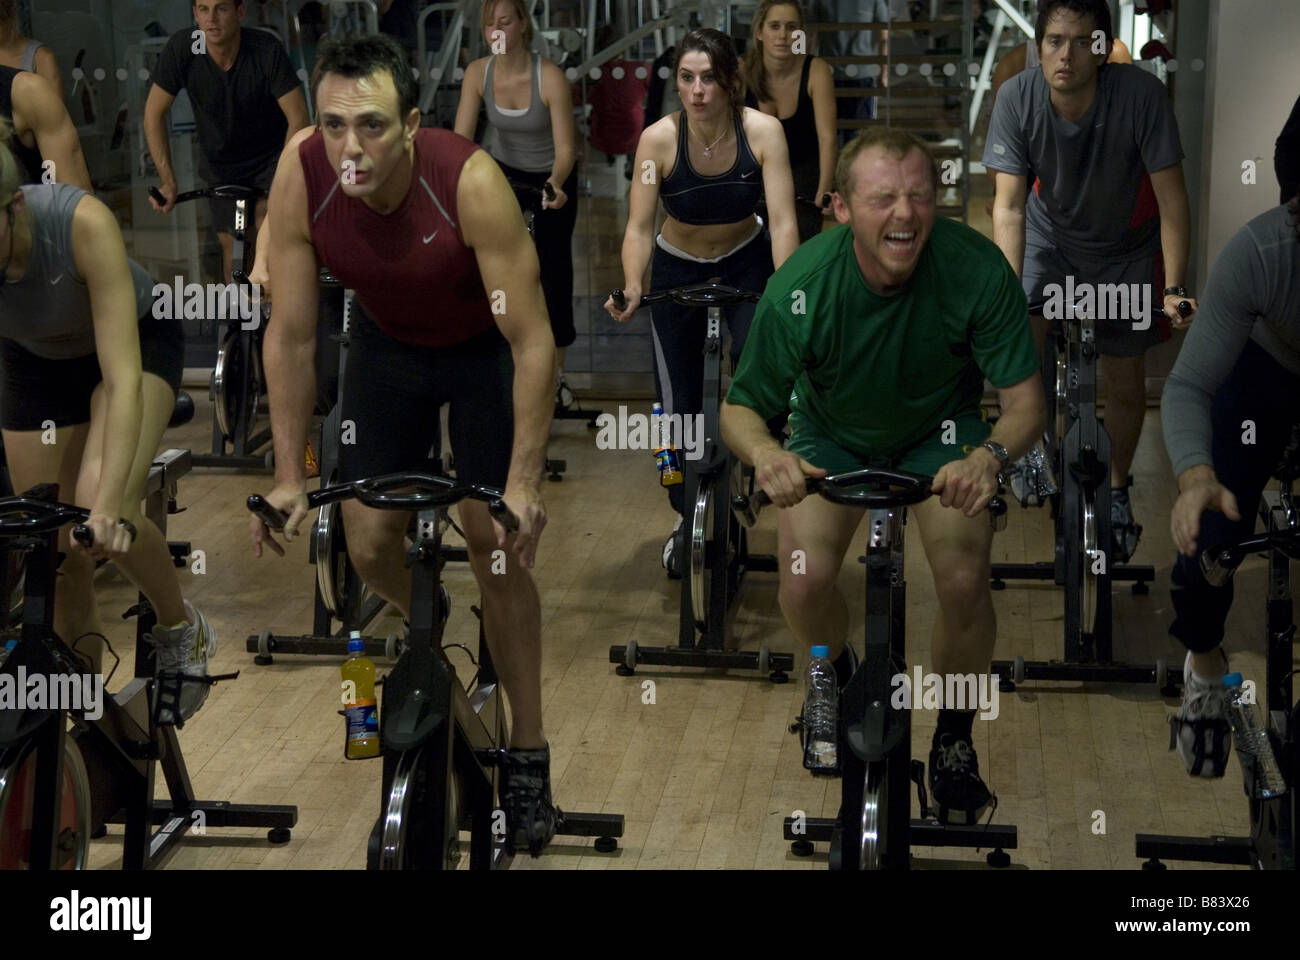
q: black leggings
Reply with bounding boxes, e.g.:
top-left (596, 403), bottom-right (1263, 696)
top-left (649, 229), bottom-right (774, 516)
top-left (1169, 338), bottom-right (1300, 652)
top-left (497, 160), bottom-right (579, 349)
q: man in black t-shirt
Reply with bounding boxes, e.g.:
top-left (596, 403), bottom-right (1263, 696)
top-left (144, 0), bottom-right (308, 282)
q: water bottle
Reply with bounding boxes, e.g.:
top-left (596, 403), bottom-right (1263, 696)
top-left (652, 401), bottom-right (682, 486)
top-left (1223, 673), bottom-right (1286, 799)
top-left (342, 631), bottom-right (379, 759)
top-left (803, 645), bottom-right (838, 771)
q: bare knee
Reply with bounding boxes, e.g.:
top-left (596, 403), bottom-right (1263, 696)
top-left (345, 520), bottom-right (404, 582)
top-left (931, 556), bottom-right (989, 623)
top-left (778, 552), bottom-right (839, 614)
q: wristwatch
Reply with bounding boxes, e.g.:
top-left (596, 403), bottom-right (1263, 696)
top-left (980, 440), bottom-right (1009, 469)
top-left (1163, 285), bottom-right (1189, 298)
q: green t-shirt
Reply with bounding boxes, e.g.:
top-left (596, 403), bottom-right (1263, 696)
top-left (728, 219), bottom-right (1038, 457)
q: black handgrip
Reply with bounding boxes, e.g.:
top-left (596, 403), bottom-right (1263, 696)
top-left (611, 288), bottom-right (627, 310)
top-left (149, 186), bottom-right (165, 205)
top-left (543, 181), bottom-right (556, 202)
top-left (72, 524), bottom-right (94, 547)
top-left (488, 499), bottom-right (519, 532)
top-left (1176, 300), bottom-right (1192, 318)
top-left (821, 192), bottom-right (831, 208)
top-left (246, 494), bottom-right (288, 532)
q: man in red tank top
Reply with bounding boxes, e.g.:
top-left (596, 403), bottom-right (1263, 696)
top-left (247, 34), bottom-right (560, 855)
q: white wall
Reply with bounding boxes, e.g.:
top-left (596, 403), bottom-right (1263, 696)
top-left (1199, 0), bottom-right (1300, 277)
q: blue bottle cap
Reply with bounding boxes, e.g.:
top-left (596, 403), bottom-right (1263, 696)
top-left (1222, 672), bottom-right (1242, 688)
top-left (348, 637), bottom-right (364, 655)
top-left (810, 645), bottom-right (829, 659)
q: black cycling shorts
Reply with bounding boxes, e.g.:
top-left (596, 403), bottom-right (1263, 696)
top-left (336, 309), bottom-right (514, 489)
top-left (0, 305), bottom-right (184, 431)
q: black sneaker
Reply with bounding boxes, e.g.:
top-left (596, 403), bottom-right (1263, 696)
top-left (1111, 485), bottom-right (1142, 564)
top-left (500, 744), bottom-right (560, 857)
top-left (662, 518), bottom-right (684, 580)
top-left (928, 732), bottom-right (993, 825)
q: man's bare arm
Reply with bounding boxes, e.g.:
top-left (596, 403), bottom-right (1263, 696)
top-left (991, 171), bottom-right (1027, 278)
top-left (460, 151), bottom-right (555, 492)
top-left (264, 129), bottom-right (321, 490)
top-left (143, 85), bottom-right (178, 195)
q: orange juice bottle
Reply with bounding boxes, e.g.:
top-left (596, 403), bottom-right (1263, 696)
top-left (342, 632), bottom-right (379, 758)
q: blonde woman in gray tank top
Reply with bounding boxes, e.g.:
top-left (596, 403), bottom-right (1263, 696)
top-left (0, 131), bottom-right (216, 724)
top-left (0, 0), bottom-right (61, 97)
top-left (454, 0), bottom-right (577, 374)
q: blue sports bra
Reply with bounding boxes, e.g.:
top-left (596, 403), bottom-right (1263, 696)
top-left (660, 111), bottom-right (763, 226)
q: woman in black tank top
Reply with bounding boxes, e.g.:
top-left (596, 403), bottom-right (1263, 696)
top-left (603, 28), bottom-right (798, 573)
top-left (743, 0), bottom-right (837, 243)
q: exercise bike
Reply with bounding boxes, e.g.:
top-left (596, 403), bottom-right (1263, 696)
top-left (0, 486), bottom-right (296, 869)
top-left (605, 281), bottom-right (794, 682)
top-left (990, 299), bottom-right (1186, 691)
top-left (151, 183), bottom-right (274, 470)
top-left (734, 467), bottom-right (1018, 869)
top-left (247, 269), bottom-right (394, 665)
top-left (1135, 459), bottom-right (1299, 870)
top-left (248, 471), bottom-right (623, 869)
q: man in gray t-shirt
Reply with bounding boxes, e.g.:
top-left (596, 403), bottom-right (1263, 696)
top-left (984, 0), bottom-right (1193, 563)
top-left (1159, 200), bottom-right (1300, 779)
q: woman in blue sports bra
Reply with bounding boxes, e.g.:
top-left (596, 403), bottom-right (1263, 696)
top-left (604, 27), bottom-right (797, 577)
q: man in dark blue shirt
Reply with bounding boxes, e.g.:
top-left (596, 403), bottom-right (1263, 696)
top-left (144, 0), bottom-right (309, 281)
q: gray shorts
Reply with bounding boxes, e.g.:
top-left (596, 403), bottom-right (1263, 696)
top-left (1022, 240), bottom-right (1171, 357)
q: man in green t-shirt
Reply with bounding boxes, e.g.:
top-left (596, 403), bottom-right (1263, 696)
top-left (722, 128), bottom-right (1045, 823)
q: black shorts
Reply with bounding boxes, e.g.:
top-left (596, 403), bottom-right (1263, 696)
top-left (205, 164), bottom-right (276, 235)
top-left (336, 310), bottom-right (514, 489)
top-left (0, 306), bottom-right (184, 431)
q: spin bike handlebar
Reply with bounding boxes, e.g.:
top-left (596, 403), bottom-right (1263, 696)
top-left (149, 184), bottom-right (263, 207)
top-left (732, 467), bottom-right (1007, 529)
top-left (609, 280), bottom-right (763, 312)
top-left (1200, 524), bottom-right (1300, 587)
top-left (0, 494), bottom-right (104, 547)
top-left (247, 471), bottom-right (520, 533)
top-left (795, 193), bottom-right (832, 212)
top-left (507, 178), bottom-right (557, 205)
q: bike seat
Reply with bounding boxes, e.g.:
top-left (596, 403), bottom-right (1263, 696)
top-left (210, 184), bottom-right (263, 200)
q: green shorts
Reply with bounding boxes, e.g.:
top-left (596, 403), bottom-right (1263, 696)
top-left (787, 408), bottom-right (992, 478)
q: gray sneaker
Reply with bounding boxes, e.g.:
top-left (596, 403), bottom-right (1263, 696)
top-left (1170, 650), bottom-right (1232, 778)
top-left (1007, 440), bottom-right (1058, 507)
top-left (149, 600), bottom-right (217, 725)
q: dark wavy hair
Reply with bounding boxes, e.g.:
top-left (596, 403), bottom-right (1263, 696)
top-left (675, 28), bottom-right (745, 116)
top-left (1036, 0), bottom-right (1113, 52)
top-left (312, 33), bottom-right (419, 122)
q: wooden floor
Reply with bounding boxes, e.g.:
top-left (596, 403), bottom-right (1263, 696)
top-left (76, 160), bottom-right (1296, 871)
top-left (82, 393), bottom-right (1295, 871)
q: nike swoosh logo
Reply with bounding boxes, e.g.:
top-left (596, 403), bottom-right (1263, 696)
top-left (51, 273), bottom-right (63, 284)
top-left (423, 232), bottom-right (438, 244)
top-left (741, 170), bottom-right (757, 178)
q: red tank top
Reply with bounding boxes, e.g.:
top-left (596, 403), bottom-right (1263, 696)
top-left (299, 127), bottom-right (495, 347)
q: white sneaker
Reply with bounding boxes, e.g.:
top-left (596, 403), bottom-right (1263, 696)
top-left (1170, 649), bottom-right (1231, 777)
top-left (150, 600), bottom-right (217, 725)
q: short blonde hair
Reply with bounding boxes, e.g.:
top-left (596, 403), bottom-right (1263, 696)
top-left (835, 128), bottom-right (939, 198)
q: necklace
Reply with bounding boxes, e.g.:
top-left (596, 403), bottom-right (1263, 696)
top-left (691, 121), bottom-right (729, 159)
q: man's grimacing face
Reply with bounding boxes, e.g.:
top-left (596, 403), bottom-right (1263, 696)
top-left (834, 146), bottom-right (936, 289)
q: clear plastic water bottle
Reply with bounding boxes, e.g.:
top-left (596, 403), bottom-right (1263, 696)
top-left (804, 645), bottom-right (838, 771)
top-left (1223, 673), bottom-right (1287, 799)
